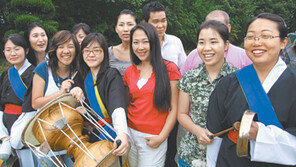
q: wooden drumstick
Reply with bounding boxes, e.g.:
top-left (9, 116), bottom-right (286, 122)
top-left (208, 122), bottom-right (240, 139)
top-left (71, 71), bottom-right (78, 80)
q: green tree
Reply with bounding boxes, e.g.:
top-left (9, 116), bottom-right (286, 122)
top-left (5, 0), bottom-right (58, 37)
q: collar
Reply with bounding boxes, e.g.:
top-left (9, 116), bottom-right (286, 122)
top-left (17, 59), bottom-right (31, 75)
top-left (162, 33), bottom-right (168, 47)
top-left (262, 57), bottom-right (287, 93)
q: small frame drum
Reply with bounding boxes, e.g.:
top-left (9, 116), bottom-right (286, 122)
top-left (237, 110), bottom-right (256, 157)
top-left (22, 94), bottom-right (118, 167)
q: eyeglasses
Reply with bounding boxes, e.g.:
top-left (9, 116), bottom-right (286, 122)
top-left (83, 48), bottom-right (103, 55)
top-left (3, 48), bottom-right (21, 54)
top-left (244, 34), bottom-right (280, 41)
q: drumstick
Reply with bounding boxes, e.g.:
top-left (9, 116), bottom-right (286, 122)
top-left (71, 71), bottom-right (78, 80)
top-left (208, 122), bottom-right (240, 139)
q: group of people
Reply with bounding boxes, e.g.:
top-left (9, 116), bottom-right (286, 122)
top-left (0, 1), bottom-right (295, 167)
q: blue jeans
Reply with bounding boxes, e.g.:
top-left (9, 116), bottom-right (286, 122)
top-left (37, 154), bottom-right (74, 167)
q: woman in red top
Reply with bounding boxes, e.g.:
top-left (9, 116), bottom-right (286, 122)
top-left (124, 22), bottom-right (180, 167)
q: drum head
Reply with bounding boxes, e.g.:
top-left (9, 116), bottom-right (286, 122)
top-left (22, 93), bottom-right (80, 146)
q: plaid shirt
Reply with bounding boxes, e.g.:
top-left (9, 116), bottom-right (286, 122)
top-left (280, 32), bottom-right (296, 68)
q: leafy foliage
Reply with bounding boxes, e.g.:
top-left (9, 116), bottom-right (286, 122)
top-left (0, 0), bottom-right (295, 54)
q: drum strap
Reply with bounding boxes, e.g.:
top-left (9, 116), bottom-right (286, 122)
top-left (235, 64), bottom-right (283, 128)
top-left (85, 72), bottom-right (109, 119)
top-left (8, 66), bottom-right (27, 101)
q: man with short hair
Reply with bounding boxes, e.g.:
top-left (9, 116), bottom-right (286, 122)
top-left (142, 1), bottom-right (187, 69)
top-left (180, 10), bottom-right (252, 75)
top-left (142, 2), bottom-right (186, 167)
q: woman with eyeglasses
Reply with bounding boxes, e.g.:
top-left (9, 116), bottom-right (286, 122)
top-left (207, 13), bottom-right (296, 167)
top-left (69, 33), bottom-right (129, 165)
top-left (0, 34), bottom-right (36, 166)
top-left (109, 9), bottom-right (137, 77)
top-left (32, 30), bottom-right (81, 167)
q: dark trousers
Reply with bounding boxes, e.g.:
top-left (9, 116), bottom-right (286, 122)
top-left (164, 122), bottom-right (178, 167)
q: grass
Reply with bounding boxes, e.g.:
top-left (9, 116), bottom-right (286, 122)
top-left (0, 58), bottom-right (12, 75)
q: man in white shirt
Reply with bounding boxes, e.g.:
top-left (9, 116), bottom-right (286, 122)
top-left (142, 1), bottom-right (187, 69)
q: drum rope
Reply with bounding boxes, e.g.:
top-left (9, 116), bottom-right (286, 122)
top-left (25, 141), bottom-right (52, 167)
top-left (37, 116), bottom-right (97, 162)
top-left (37, 119), bottom-right (66, 167)
top-left (80, 100), bottom-right (116, 132)
top-left (60, 100), bottom-right (115, 141)
top-left (58, 102), bottom-right (97, 161)
top-left (79, 100), bottom-right (115, 141)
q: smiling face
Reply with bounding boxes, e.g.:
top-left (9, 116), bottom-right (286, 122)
top-left (244, 18), bottom-right (287, 68)
top-left (29, 26), bottom-right (48, 54)
top-left (75, 29), bottom-right (87, 45)
top-left (83, 41), bottom-right (104, 75)
top-left (197, 28), bottom-right (228, 68)
top-left (116, 14), bottom-right (136, 43)
top-left (132, 29), bottom-right (151, 63)
top-left (148, 11), bottom-right (167, 40)
top-left (4, 40), bottom-right (26, 69)
top-left (56, 40), bottom-right (76, 68)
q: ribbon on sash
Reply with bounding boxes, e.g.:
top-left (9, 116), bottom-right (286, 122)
top-left (235, 64), bottom-right (283, 128)
top-left (8, 67), bottom-right (27, 101)
top-left (84, 72), bottom-right (116, 141)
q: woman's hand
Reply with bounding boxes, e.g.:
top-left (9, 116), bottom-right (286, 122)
top-left (60, 79), bottom-right (74, 93)
top-left (248, 121), bottom-right (259, 140)
top-left (70, 87), bottom-right (84, 102)
top-left (144, 135), bottom-right (164, 149)
top-left (195, 127), bottom-right (214, 145)
top-left (112, 133), bottom-right (129, 156)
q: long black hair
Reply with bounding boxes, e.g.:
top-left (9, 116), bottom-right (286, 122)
top-left (130, 22), bottom-right (171, 112)
top-left (24, 22), bottom-right (49, 66)
top-left (47, 30), bottom-right (79, 77)
top-left (79, 33), bottom-right (110, 85)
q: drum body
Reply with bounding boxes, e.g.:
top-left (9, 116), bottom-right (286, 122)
top-left (22, 94), bottom-right (117, 167)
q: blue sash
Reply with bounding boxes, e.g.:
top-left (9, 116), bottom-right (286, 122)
top-left (235, 65), bottom-right (283, 128)
top-left (84, 72), bottom-right (116, 141)
top-left (8, 67), bottom-right (27, 101)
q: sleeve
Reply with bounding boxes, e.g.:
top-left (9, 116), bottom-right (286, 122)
top-left (177, 72), bottom-right (190, 93)
top-left (249, 122), bottom-right (296, 165)
top-left (0, 111), bottom-right (9, 139)
top-left (207, 137), bottom-right (222, 166)
top-left (0, 71), bottom-right (8, 111)
top-left (10, 111), bottom-right (36, 149)
top-left (22, 66), bottom-right (35, 113)
top-left (123, 66), bottom-right (131, 87)
top-left (206, 76), bottom-right (230, 134)
top-left (166, 61), bottom-right (181, 81)
top-left (105, 69), bottom-right (127, 116)
top-left (111, 108), bottom-right (129, 136)
top-left (33, 62), bottom-right (48, 81)
top-left (176, 38), bottom-right (187, 69)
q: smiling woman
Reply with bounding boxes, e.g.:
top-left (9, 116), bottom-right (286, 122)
top-left (124, 22), bottom-right (181, 167)
top-left (31, 30), bottom-right (80, 167)
top-left (177, 20), bottom-right (237, 167)
top-left (207, 13), bottom-right (296, 167)
top-left (24, 22), bottom-right (49, 66)
top-left (0, 34), bottom-right (36, 166)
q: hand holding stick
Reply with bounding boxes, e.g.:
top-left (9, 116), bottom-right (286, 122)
top-left (208, 122), bottom-right (240, 139)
